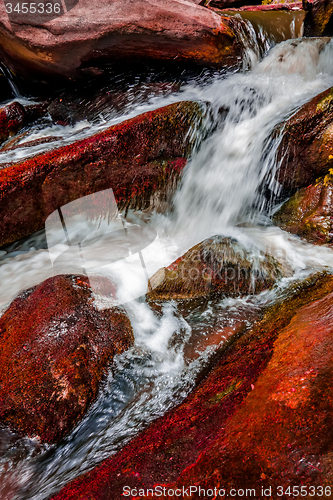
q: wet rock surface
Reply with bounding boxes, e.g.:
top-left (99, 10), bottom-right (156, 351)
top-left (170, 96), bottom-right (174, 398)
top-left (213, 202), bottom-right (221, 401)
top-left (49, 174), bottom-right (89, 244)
top-left (274, 170), bottom-right (333, 245)
top-left (51, 273), bottom-right (333, 499)
top-left (303, 0), bottom-right (333, 35)
top-left (0, 0), bottom-right (241, 80)
top-left (47, 82), bottom-right (181, 126)
top-left (276, 84), bottom-right (333, 192)
top-left (147, 236), bottom-right (287, 301)
top-left (0, 274), bottom-right (134, 444)
top-left (0, 101), bottom-right (203, 247)
top-left (0, 101), bottom-right (46, 145)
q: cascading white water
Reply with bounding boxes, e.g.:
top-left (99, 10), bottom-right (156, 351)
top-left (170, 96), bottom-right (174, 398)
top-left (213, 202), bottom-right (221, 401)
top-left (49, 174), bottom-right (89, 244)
top-left (3, 30), bottom-right (333, 500)
top-left (168, 38), bottom-right (333, 247)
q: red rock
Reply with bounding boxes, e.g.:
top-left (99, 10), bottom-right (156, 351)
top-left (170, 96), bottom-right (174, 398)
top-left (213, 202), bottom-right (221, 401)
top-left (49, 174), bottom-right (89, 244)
top-left (0, 0), bottom-right (241, 81)
top-left (0, 102), bottom-right (25, 143)
top-left (0, 101), bottom-right (46, 144)
top-left (273, 171), bottom-right (333, 245)
top-left (0, 274), bottom-right (134, 444)
top-left (303, 0), bottom-right (333, 35)
top-left (172, 276), bottom-right (333, 496)
top-left (276, 85), bottom-right (333, 192)
top-left (0, 101), bottom-right (202, 247)
top-left (51, 273), bottom-right (333, 500)
top-left (147, 236), bottom-right (287, 301)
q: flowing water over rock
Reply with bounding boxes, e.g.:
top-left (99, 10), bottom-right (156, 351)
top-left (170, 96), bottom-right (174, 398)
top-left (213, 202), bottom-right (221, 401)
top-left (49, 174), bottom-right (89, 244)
top-left (2, 26), bottom-right (333, 500)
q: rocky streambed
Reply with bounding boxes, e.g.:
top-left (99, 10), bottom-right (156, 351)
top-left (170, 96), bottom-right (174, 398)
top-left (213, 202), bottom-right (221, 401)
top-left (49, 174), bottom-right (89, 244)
top-left (1, 1), bottom-right (333, 499)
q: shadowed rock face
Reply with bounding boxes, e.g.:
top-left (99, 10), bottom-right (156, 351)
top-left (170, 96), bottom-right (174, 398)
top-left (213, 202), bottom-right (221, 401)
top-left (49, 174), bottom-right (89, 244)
top-left (276, 85), bottom-right (333, 192)
top-left (0, 102), bottom-right (25, 143)
top-left (51, 273), bottom-right (333, 499)
top-left (0, 101), bottom-right (203, 248)
top-left (0, 0), bottom-right (241, 80)
top-left (0, 274), bottom-right (134, 444)
top-left (202, 0), bottom-right (261, 9)
top-left (147, 236), bottom-right (288, 301)
top-left (0, 101), bottom-right (47, 144)
top-left (303, 0), bottom-right (333, 36)
top-left (273, 170), bottom-right (333, 246)
top-left (219, 2), bottom-right (303, 10)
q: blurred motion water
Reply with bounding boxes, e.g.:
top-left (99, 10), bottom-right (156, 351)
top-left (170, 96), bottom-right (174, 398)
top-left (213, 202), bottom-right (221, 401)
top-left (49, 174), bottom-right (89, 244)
top-left (1, 23), bottom-right (333, 500)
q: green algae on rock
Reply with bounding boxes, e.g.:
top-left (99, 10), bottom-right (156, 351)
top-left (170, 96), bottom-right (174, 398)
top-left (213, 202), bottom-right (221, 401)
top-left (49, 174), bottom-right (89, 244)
top-left (147, 235), bottom-right (289, 301)
top-left (51, 273), bottom-right (333, 500)
top-left (273, 169), bottom-right (333, 245)
top-left (276, 83), bottom-right (333, 192)
top-left (0, 274), bottom-right (134, 444)
top-left (303, 0), bottom-right (333, 36)
top-left (0, 101), bottom-right (204, 248)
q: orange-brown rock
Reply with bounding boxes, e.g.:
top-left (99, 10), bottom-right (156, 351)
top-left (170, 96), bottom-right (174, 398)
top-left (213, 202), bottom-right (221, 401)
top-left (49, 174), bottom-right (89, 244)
top-left (0, 0), bottom-right (241, 81)
top-left (303, 0), bottom-right (333, 36)
top-left (0, 101), bottom-right (202, 248)
top-left (51, 273), bottom-right (333, 499)
top-left (0, 274), bottom-right (134, 444)
top-left (148, 236), bottom-right (286, 301)
top-left (273, 170), bottom-right (333, 245)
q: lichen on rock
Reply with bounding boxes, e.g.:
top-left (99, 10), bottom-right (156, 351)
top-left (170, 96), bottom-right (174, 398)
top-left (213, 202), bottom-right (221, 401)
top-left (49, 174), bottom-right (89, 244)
top-left (0, 274), bottom-right (134, 444)
top-left (147, 235), bottom-right (289, 301)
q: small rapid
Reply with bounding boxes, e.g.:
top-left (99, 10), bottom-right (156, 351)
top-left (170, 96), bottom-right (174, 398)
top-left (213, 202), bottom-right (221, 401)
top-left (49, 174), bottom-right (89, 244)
top-left (2, 25), bottom-right (333, 500)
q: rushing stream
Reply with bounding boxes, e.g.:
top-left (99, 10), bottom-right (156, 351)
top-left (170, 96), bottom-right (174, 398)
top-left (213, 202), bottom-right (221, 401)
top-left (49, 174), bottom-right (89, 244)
top-left (2, 14), bottom-right (333, 500)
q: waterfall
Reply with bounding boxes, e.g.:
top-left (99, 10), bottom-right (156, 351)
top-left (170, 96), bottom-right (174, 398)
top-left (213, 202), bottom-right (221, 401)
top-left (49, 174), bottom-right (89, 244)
top-left (3, 30), bottom-right (333, 500)
top-left (169, 38), bottom-right (333, 248)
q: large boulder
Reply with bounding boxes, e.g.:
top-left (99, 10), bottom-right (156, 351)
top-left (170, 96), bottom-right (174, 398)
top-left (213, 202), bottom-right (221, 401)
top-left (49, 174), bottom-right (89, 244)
top-left (52, 273), bottom-right (333, 499)
top-left (276, 85), bottom-right (333, 192)
top-left (273, 170), bottom-right (333, 245)
top-left (168, 274), bottom-right (333, 497)
top-left (147, 236), bottom-right (288, 301)
top-left (0, 0), bottom-right (241, 81)
top-left (0, 274), bottom-right (134, 444)
top-left (0, 101), bottom-right (203, 248)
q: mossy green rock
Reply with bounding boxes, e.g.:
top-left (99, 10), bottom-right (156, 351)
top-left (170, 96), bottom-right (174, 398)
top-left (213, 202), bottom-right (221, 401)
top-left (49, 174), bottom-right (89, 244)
top-left (276, 85), bottom-right (333, 191)
top-left (274, 170), bottom-right (333, 245)
top-left (148, 235), bottom-right (290, 301)
top-left (303, 0), bottom-right (333, 36)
